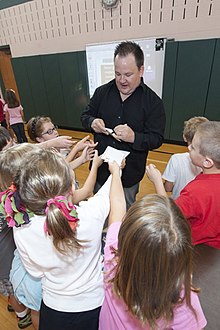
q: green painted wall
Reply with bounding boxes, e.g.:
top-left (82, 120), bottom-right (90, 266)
top-left (12, 51), bottom-right (89, 129)
top-left (11, 38), bottom-right (220, 140)
top-left (162, 38), bottom-right (220, 142)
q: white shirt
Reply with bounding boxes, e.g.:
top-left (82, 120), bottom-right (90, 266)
top-left (13, 176), bottom-right (111, 312)
top-left (162, 152), bottom-right (201, 199)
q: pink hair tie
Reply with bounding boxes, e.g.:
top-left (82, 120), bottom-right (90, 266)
top-left (44, 195), bottom-right (79, 233)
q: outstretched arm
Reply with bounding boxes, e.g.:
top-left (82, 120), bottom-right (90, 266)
top-left (65, 135), bottom-right (97, 163)
top-left (72, 150), bottom-right (102, 204)
top-left (38, 136), bottom-right (75, 149)
top-left (108, 161), bottom-right (126, 226)
top-left (146, 164), bottom-right (167, 196)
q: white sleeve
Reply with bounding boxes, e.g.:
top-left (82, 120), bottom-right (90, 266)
top-left (77, 175), bottom-right (112, 225)
top-left (162, 155), bottom-right (177, 182)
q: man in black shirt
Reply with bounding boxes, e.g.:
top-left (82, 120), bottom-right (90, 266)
top-left (81, 41), bottom-right (166, 208)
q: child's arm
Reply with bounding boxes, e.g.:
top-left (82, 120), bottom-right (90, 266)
top-left (20, 107), bottom-right (25, 121)
top-left (146, 164), bottom-right (167, 196)
top-left (38, 136), bottom-right (75, 149)
top-left (68, 146), bottom-right (94, 170)
top-left (5, 110), bottom-right (10, 128)
top-left (65, 135), bottom-right (97, 163)
top-left (108, 161), bottom-right (126, 226)
top-left (71, 150), bottom-right (102, 204)
top-left (164, 180), bottom-right (174, 192)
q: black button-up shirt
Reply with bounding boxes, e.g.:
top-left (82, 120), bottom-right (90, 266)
top-left (81, 79), bottom-right (166, 187)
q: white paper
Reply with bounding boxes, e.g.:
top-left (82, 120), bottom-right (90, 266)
top-left (101, 146), bottom-right (130, 165)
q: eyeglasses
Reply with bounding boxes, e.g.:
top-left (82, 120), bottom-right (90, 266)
top-left (41, 125), bottom-right (58, 136)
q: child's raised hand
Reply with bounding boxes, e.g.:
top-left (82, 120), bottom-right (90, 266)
top-left (79, 146), bottom-right (98, 164)
top-left (75, 135), bottom-right (98, 152)
top-left (146, 164), bottom-right (162, 183)
top-left (108, 160), bottom-right (121, 176)
top-left (91, 149), bottom-right (103, 168)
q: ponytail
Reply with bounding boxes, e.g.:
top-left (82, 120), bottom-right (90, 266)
top-left (45, 196), bottom-right (81, 254)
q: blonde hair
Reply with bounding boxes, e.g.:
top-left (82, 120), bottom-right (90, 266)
top-left (15, 148), bottom-right (81, 254)
top-left (195, 121), bottom-right (220, 169)
top-left (183, 116), bottom-right (209, 144)
top-left (0, 143), bottom-right (39, 190)
top-left (27, 116), bottom-right (52, 142)
top-left (112, 194), bottom-right (195, 328)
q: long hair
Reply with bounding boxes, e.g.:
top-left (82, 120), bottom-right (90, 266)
top-left (196, 121), bottom-right (220, 169)
top-left (27, 116), bottom-right (52, 142)
top-left (0, 143), bottom-right (39, 190)
top-left (15, 148), bottom-right (81, 254)
top-left (114, 41), bottom-right (144, 69)
top-left (5, 89), bottom-right (20, 108)
top-left (112, 194), bottom-right (194, 328)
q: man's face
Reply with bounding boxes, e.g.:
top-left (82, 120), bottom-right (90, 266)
top-left (114, 53), bottom-right (144, 96)
top-left (188, 132), bottom-right (204, 167)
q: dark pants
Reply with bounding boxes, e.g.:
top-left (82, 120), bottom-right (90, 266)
top-left (39, 301), bottom-right (101, 330)
top-left (11, 123), bottom-right (28, 143)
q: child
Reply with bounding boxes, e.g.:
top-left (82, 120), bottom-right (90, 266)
top-left (163, 116), bottom-right (209, 198)
top-left (0, 148), bottom-right (120, 330)
top-left (4, 89), bottom-right (28, 143)
top-left (27, 115), bottom-right (97, 170)
top-left (99, 170), bottom-right (207, 329)
top-left (0, 140), bottom-right (104, 328)
top-left (0, 144), bottom-right (39, 329)
top-left (146, 120), bottom-right (220, 249)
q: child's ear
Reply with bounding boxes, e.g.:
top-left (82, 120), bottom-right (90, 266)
top-left (202, 157), bottom-right (214, 169)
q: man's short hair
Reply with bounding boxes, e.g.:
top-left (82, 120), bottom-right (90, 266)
top-left (114, 41), bottom-right (144, 69)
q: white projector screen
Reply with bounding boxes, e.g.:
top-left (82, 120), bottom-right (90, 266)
top-left (86, 38), bottom-right (166, 98)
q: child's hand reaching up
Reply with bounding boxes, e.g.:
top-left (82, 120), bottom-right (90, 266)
top-left (108, 160), bottom-right (121, 176)
top-left (75, 135), bottom-right (98, 152)
top-left (90, 149), bottom-right (103, 169)
top-left (146, 164), bottom-right (167, 196)
top-left (146, 164), bottom-right (162, 183)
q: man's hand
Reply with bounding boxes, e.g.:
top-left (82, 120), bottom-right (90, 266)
top-left (91, 118), bottom-right (106, 134)
top-left (114, 124), bottom-right (135, 143)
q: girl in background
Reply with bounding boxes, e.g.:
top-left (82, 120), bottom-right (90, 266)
top-left (0, 148), bottom-right (121, 330)
top-left (4, 89), bottom-right (28, 143)
top-left (27, 115), bottom-right (97, 171)
top-left (99, 186), bottom-right (207, 329)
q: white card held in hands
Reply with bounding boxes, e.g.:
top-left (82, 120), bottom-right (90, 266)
top-left (101, 146), bottom-right (130, 166)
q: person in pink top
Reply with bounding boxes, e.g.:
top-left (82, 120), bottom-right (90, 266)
top-left (4, 89), bottom-right (28, 143)
top-left (99, 163), bottom-right (206, 330)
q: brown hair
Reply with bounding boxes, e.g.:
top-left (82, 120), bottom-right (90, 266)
top-left (0, 126), bottom-right (12, 151)
top-left (112, 194), bottom-right (195, 327)
top-left (27, 116), bottom-right (52, 142)
top-left (195, 121), bottom-right (220, 169)
top-left (5, 89), bottom-right (20, 108)
top-left (183, 116), bottom-right (209, 144)
top-left (15, 148), bottom-right (81, 254)
top-left (0, 143), bottom-right (39, 190)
